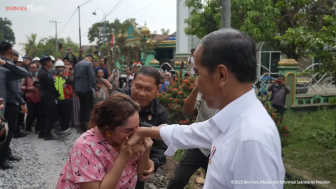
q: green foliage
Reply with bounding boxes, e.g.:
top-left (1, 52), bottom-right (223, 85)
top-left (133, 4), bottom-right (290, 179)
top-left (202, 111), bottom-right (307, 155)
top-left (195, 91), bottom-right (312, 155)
top-left (20, 34), bottom-right (79, 59)
top-left (282, 108), bottom-right (336, 182)
top-left (184, 0), bottom-right (336, 62)
top-left (173, 150), bottom-right (185, 161)
top-left (184, 0), bottom-right (222, 39)
top-left (112, 31), bottom-right (159, 69)
top-left (88, 18), bottom-right (138, 47)
top-left (0, 17), bottom-right (15, 44)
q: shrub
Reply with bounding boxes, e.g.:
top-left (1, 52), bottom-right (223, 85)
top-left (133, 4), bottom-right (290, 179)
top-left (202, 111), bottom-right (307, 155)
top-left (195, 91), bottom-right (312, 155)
top-left (156, 78), bottom-right (197, 125)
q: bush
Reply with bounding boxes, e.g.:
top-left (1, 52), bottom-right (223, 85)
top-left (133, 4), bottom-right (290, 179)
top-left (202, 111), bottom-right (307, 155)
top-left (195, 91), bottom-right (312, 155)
top-left (156, 78), bottom-right (197, 125)
top-left (156, 79), bottom-right (290, 147)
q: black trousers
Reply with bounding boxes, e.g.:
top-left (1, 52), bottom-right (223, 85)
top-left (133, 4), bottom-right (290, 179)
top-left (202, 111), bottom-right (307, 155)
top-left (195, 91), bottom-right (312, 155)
top-left (26, 102), bottom-right (43, 132)
top-left (40, 100), bottom-right (57, 134)
top-left (77, 91), bottom-right (94, 131)
top-left (272, 104), bottom-right (285, 123)
top-left (135, 181), bottom-right (144, 189)
top-left (16, 96), bottom-right (26, 133)
top-left (57, 101), bottom-right (73, 131)
top-left (0, 103), bottom-right (19, 161)
top-left (167, 148), bottom-right (209, 189)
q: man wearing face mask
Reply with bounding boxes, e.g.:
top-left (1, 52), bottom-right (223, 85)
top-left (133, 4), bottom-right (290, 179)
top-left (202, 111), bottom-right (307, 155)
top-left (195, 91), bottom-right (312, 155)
top-left (53, 60), bottom-right (73, 134)
top-left (21, 62), bottom-right (43, 134)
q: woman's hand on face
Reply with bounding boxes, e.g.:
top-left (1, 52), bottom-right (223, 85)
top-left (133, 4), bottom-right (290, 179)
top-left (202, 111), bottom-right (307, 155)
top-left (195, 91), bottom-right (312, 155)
top-left (120, 137), bottom-right (145, 161)
top-left (126, 129), bottom-right (143, 156)
top-left (119, 137), bottom-right (133, 161)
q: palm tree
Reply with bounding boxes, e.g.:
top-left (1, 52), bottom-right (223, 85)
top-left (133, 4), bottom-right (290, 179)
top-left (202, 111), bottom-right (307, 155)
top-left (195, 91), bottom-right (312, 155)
top-left (20, 33), bottom-right (38, 57)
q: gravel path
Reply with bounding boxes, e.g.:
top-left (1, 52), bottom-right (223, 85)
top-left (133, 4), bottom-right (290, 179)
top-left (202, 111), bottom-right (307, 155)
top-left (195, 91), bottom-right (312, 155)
top-left (0, 129), bottom-right (170, 189)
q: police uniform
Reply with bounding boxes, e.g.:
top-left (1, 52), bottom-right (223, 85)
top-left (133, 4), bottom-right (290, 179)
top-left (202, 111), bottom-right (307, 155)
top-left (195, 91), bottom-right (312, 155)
top-left (38, 56), bottom-right (60, 140)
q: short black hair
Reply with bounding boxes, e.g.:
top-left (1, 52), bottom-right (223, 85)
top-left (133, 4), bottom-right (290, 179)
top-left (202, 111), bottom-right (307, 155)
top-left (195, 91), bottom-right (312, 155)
top-left (63, 57), bottom-right (70, 61)
top-left (278, 75), bottom-right (285, 79)
top-left (191, 48), bottom-right (195, 52)
top-left (134, 66), bottom-right (160, 86)
top-left (13, 52), bottom-right (18, 57)
top-left (198, 28), bottom-right (256, 83)
top-left (29, 61), bottom-right (37, 67)
top-left (0, 42), bottom-right (12, 55)
top-left (40, 59), bottom-right (50, 66)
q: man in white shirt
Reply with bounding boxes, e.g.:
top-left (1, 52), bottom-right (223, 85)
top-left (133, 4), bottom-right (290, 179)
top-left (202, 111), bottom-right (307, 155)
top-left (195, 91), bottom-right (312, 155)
top-left (128, 28), bottom-right (285, 189)
top-left (168, 81), bottom-right (216, 189)
top-left (187, 49), bottom-right (195, 76)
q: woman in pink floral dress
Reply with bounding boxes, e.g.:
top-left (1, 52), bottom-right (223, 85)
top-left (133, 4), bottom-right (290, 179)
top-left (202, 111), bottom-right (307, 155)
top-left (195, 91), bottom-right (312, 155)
top-left (56, 94), bottom-right (152, 189)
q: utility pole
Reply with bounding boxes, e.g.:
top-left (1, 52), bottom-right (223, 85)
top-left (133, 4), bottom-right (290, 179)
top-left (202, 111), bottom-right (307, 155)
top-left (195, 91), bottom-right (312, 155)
top-left (78, 6), bottom-right (82, 47)
top-left (221, 0), bottom-right (231, 28)
top-left (50, 20), bottom-right (60, 52)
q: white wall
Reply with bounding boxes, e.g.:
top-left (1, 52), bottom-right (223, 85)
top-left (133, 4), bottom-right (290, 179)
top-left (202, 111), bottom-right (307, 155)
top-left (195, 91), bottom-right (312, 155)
top-left (176, 0), bottom-right (189, 54)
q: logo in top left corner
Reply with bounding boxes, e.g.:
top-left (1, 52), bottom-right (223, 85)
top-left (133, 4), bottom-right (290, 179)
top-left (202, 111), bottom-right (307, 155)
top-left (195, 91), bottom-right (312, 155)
top-left (6, 3), bottom-right (46, 13)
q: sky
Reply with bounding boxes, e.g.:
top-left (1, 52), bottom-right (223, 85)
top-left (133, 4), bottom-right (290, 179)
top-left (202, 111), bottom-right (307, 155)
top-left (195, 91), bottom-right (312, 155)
top-left (0, 0), bottom-right (177, 55)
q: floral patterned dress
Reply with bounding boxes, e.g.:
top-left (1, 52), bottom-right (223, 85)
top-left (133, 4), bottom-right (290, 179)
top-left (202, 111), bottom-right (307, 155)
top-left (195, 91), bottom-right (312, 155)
top-left (56, 128), bottom-right (138, 189)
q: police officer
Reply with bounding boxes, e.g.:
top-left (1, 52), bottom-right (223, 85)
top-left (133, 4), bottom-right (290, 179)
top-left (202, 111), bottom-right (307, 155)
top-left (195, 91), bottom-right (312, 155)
top-left (38, 56), bottom-right (59, 140)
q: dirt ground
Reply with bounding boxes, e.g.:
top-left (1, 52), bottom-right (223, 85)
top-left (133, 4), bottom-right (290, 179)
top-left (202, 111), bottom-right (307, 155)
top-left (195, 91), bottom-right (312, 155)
top-left (159, 156), bottom-right (204, 189)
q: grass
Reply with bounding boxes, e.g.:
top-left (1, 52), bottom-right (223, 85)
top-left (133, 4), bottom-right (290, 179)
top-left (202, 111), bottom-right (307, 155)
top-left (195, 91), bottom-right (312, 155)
top-left (282, 107), bottom-right (336, 185)
top-left (173, 149), bottom-right (186, 161)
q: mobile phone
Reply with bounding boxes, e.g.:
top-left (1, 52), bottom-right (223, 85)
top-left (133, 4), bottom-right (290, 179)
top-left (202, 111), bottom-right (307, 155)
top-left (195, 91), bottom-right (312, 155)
top-left (58, 44), bottom-right (62, 50)
top-left (98, 51), bottom-right (101, 56)
top-left (0, 98), bottom-right (3, 105)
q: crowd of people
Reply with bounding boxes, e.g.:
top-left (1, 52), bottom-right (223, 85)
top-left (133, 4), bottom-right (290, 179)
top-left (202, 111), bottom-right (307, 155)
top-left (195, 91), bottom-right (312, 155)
top-left (0, 28), bottom-right (287, 189)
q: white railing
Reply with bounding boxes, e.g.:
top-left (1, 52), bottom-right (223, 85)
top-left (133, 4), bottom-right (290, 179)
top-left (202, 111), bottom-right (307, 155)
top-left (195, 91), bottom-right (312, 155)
top-left (296, 63), bottom-right (335, 95)
top-left (254, 65), bottom-right (279, 98)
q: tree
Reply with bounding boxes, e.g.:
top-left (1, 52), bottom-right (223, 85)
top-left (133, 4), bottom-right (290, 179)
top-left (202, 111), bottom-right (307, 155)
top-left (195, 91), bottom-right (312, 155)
top-left (184, 0), bottom-right (335, 60)
top-left (20, 33), bottom-right (38, 57)
top-left (112, 31), bottom-right (159, 69)
top-left (87, 18), bottom-right (138, 47)
top-left (161, 28), bottom-right (170, 35)
top-left (20, 34), bottom-right (79, 58)
top-left (0, 17), bottom-right (15, 43)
